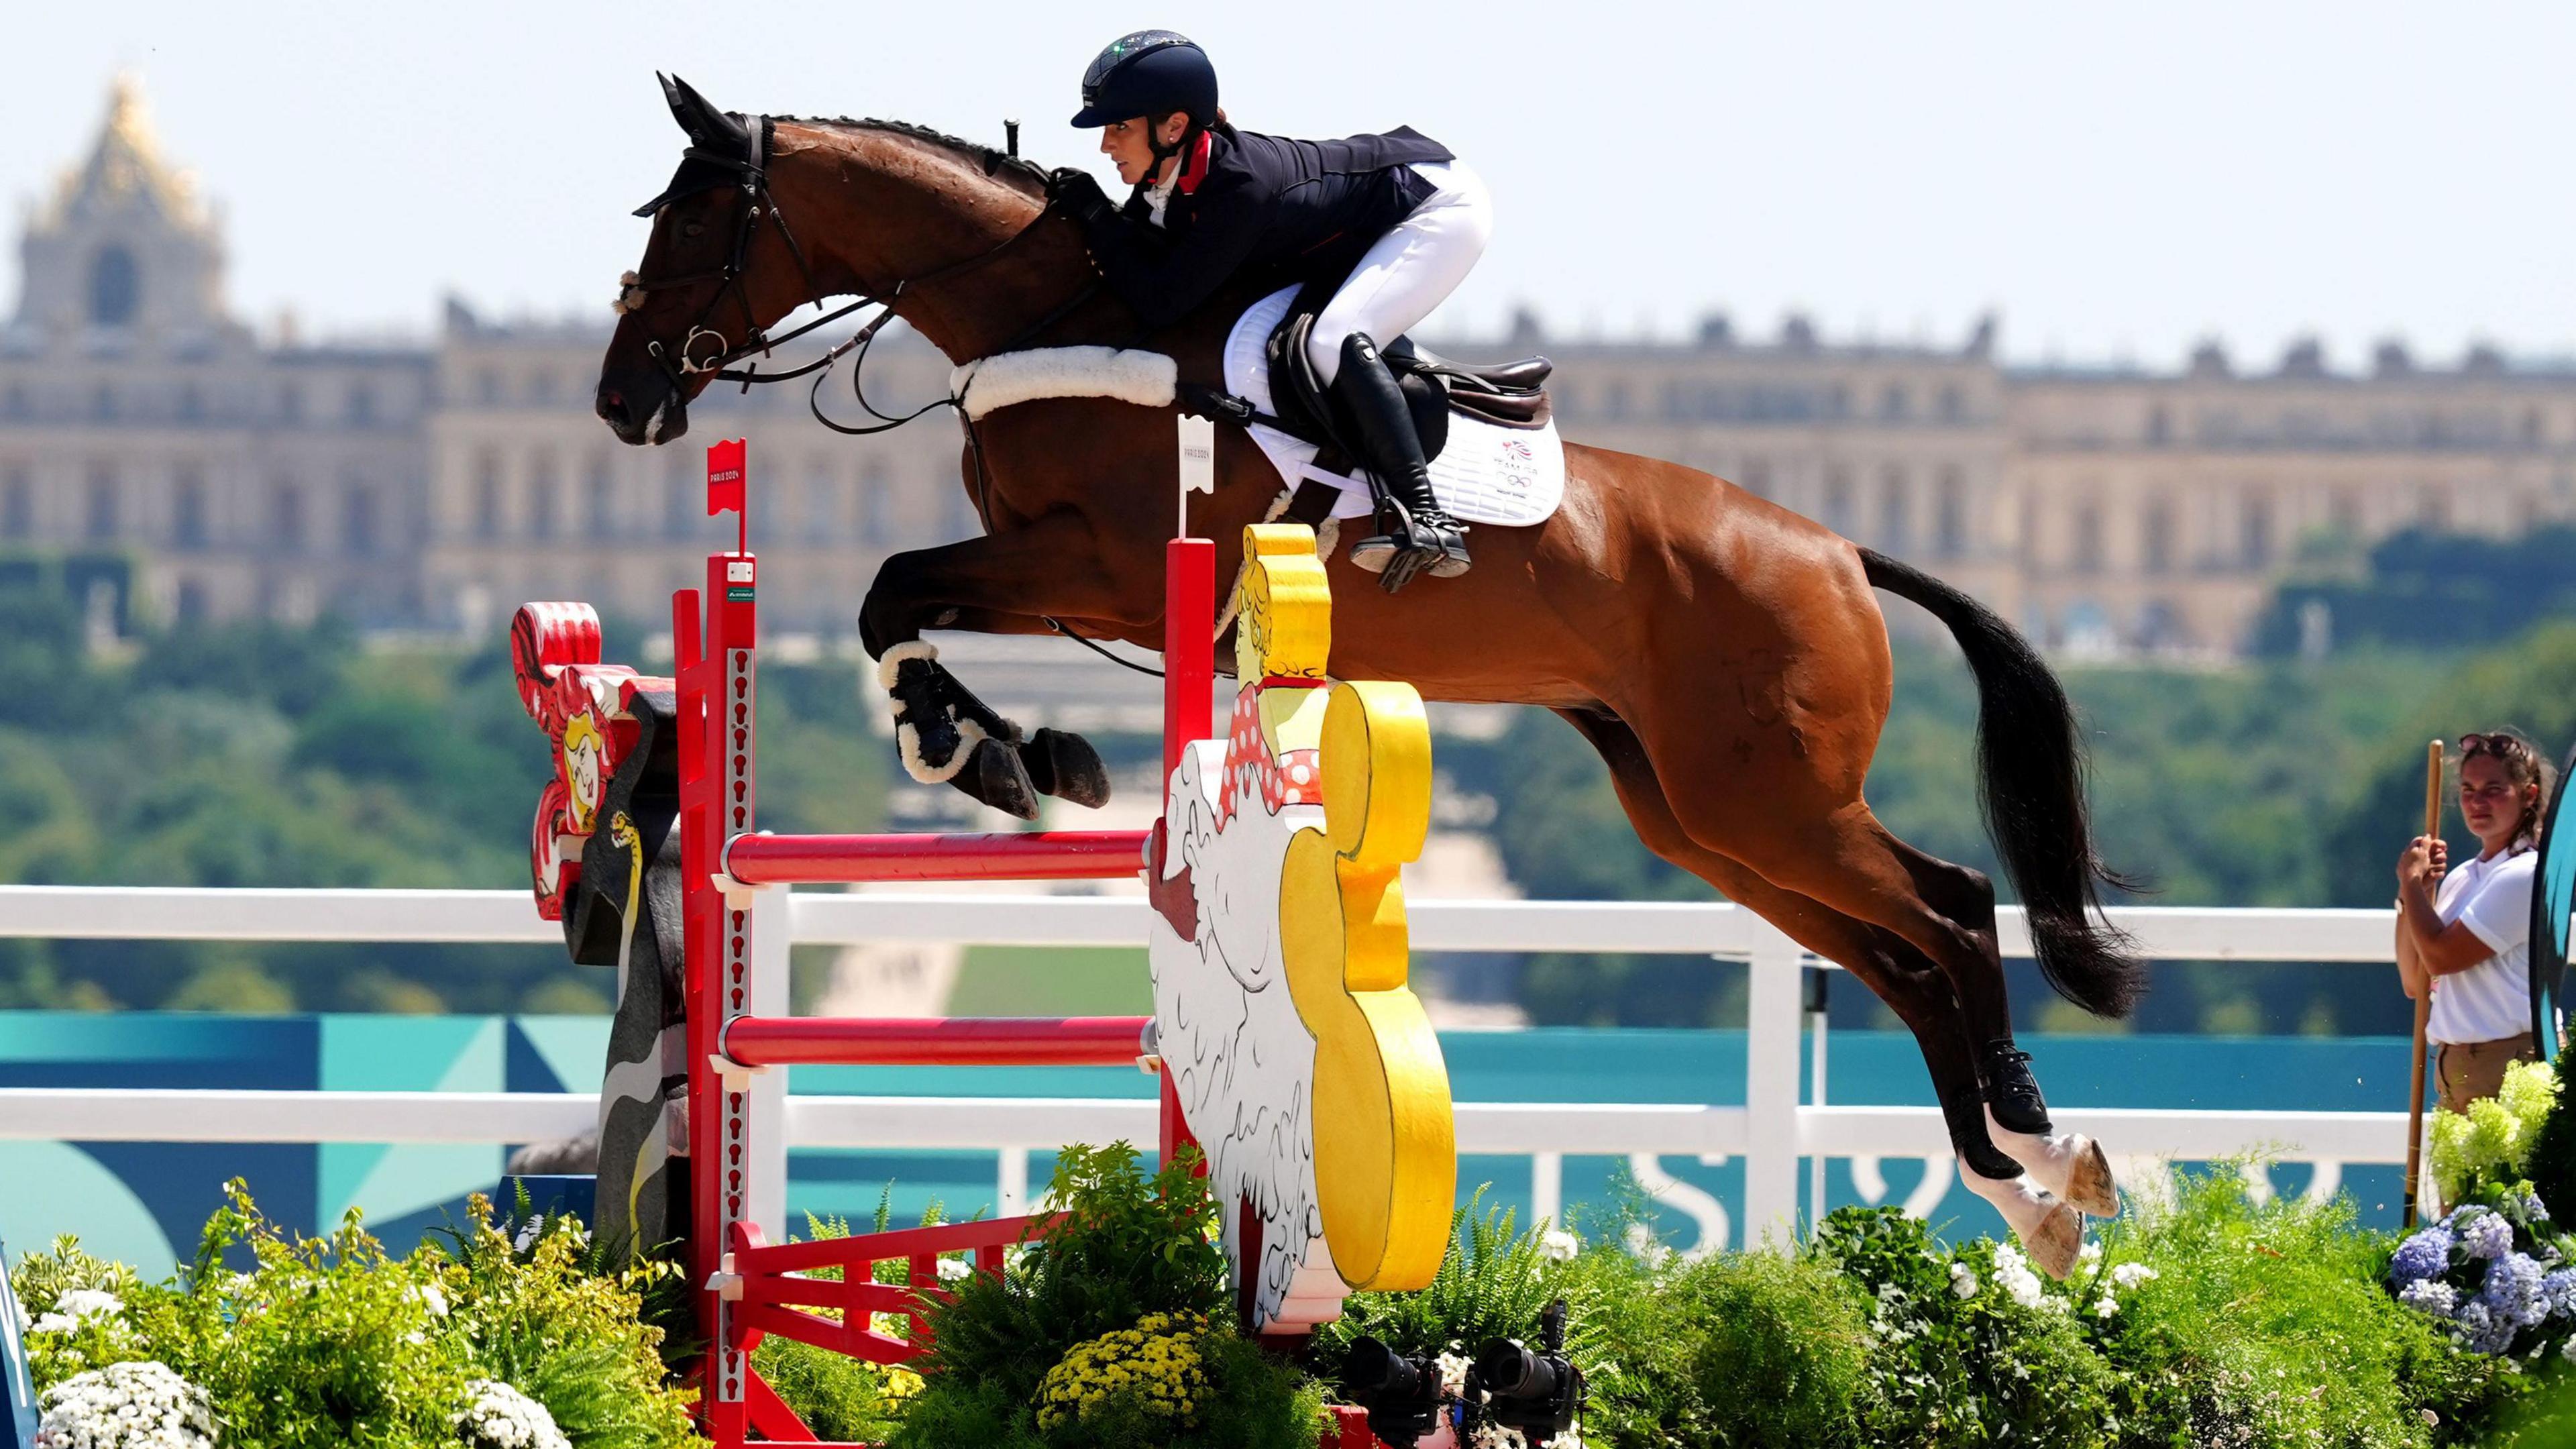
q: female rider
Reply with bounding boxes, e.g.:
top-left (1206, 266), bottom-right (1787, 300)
top-left (1049, 30), bottom-right (1491, 592)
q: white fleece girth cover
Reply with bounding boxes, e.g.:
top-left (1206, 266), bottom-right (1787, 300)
top-left (951, 347), bottom-right (1177, 421)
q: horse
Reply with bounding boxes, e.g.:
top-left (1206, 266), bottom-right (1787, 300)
top-left (594, 76), bottom-right (2139, 1275)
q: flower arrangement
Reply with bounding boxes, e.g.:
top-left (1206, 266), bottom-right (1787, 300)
top-left (34, 1359), bottom-right (215, 1449)
top-left (1033, 1311), bottom-right (1211, 1432)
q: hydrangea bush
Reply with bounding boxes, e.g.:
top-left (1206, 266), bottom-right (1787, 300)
top-left (2387, 1195), bottom-right (2576, 1362)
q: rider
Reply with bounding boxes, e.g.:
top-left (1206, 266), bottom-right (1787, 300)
top-left (1050, 30), bottom-right (1489, 590)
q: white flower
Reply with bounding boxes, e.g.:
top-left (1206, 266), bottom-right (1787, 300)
top-left (1948, 1261), bottom-right (1979, 1299)
top-left (52, 1290), bottom-right (123, 1323)
top-left (2562, 1337), bottom-right (2576, 1365)
top-left (2092, 1293), bottom-right (2119, 1319)
top-left (1990, 1244), bottom-right (2049, 1309)
top-left (2399, 1279), bottom-right (2459, 1318)
top-left (1539, 1229), bottom-right (1580, 1263)
top-left (36, 1360), bottom-right (217, 1449)
top-left (411, 1282), bottom-right (449, 1318)
top-left (2078, 1242), bottom-right (2103, 1267)
top-left (1470, 1424), bottom-right (1529, 1449)
top-left (1542, 1430), bottom-right (1584, 1449)
top-left (1436, 1350), bottom-right (1471, 1396)
top-left (2110, 1263), bottom-right (2158, 1289)
top-left (455, 1379), bottom-right (571, 1449)
top-left (936, 1256), bottom-right (972, 1283)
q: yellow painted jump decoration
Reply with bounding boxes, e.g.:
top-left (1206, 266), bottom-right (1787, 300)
top-left (1146, 523), bottom-right (1456, 1333)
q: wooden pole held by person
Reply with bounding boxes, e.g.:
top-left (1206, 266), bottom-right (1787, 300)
top-left (2404, 738), bottom-right (2442, 1229)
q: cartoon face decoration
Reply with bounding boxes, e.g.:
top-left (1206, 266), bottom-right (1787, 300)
top-left (561, 712), bottom-right (608, 835)
top-left (1146, 525), bottom-right (1454, 1334)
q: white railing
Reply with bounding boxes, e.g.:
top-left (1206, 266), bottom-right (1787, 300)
top-left (0, 886), bottom-right (2407, 1248)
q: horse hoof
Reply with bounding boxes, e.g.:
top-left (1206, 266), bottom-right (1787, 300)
top-left (2063, 1137), bottom-right (2120, 1218)
top-left (1021, 728), bottom-right (1111, 809)
top-left (956, 737), bottom-right (1040, 820)
top-left (2025, 1201), bottom-right (2085, 1281)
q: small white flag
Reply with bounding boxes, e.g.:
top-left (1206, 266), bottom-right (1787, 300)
top-left (1178, 414), bottom-right (1216, 496)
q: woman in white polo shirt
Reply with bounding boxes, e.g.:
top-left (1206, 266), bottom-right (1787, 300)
top-left (2396, 730), bottom-right (2554, 1112)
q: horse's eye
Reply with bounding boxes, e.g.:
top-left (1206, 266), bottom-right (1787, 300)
top-left (682, 221), bottom-right (706, 240)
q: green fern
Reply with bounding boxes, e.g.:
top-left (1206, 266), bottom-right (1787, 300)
top-left (1313, 1185), bottom-right (1611, 1379)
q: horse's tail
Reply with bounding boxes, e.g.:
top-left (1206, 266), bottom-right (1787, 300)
top-left (1858, 547), bottom-right (2144, 1018)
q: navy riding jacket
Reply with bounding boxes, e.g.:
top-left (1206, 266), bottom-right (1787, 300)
top-left (1074, 120), bottom-right (1454, 332)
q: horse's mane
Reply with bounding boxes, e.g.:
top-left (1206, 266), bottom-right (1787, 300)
top-left (775, 115), bottom-right (1050, 197)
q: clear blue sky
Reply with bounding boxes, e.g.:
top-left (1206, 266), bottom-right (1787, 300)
top-left (7, 1), bottom-right (2570, 368)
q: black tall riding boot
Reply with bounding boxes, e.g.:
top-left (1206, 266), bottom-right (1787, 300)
top-left (1332, 333), bottom-right (1470, 593)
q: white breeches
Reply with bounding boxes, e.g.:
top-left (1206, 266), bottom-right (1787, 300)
top-left (1306, 159), bottom-right (1493, 386)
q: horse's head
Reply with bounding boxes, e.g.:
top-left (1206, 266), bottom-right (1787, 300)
top-left (596, 75), bottom-right (821, 446)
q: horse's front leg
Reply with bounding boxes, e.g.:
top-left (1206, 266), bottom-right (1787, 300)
top-left (859, 517), bottom-right (1153, 820)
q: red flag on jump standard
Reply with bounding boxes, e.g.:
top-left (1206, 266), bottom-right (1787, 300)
top-left (706, 438), bottom-right (747, 517)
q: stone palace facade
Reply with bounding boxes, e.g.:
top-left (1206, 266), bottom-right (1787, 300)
top-left (7, 81), bottom-right (2575, 656)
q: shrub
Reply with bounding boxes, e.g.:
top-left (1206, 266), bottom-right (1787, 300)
top-left (2430, 1059), bottom-right (2561, 1207)
top-left (13, 1181), bottom-right (695, 1449)
top-left (890, 1140), bottom-right (1318, 1449)
top-left (2099, 1169), bottom-right (2508, 1447)
top-left (1809, 1206), bottom-right (2118, 1449)
top-left (1655, 1250), bottom-right (1868, 1448)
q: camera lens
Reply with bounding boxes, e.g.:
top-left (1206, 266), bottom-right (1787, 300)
top-left (1347, 1336), bottom-right (1424, 1398)
top-left (1474, 1338), bottom-right (1562, 1401)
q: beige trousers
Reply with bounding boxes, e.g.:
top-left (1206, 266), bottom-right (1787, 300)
top-left (2436, 1032), bottom-right (2536, 1114)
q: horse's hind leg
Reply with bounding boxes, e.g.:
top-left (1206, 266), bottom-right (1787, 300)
top-left (1554, 708), bottom-right (2086, 1265)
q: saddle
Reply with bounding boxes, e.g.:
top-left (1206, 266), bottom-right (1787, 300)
top-left (1258, 279), bottom-right (1553, 470)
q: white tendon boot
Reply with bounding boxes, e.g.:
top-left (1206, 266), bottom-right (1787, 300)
top-left (1959, 1163), bottom-right (2084, 1280)
top-left (1984, 1107), bottom-right (2121, 1218)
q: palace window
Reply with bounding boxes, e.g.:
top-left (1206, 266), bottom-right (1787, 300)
top-left (474, 453), bottom-right (504, 540)
top-left (174, 467), bottom-right (209, 549)
top-left (1822, 467), bottom-right (1855, 536)
top-left (528, 453), bottom-right (559, 541)
top-left (345, 480), bottom-right (380, 557)
top-left (2142, 499), bottom-right (2174, 575)
top-left (1876, 466), bottom-right (1910, 553)
top-left (2072, 502), bottom-right (2104, 573)
top-left (1934, 468), bottom-right (1966, 558)
top-left (859, 460), bottom-right (893, 545)
top-left (1879, 384), bottom-right (1909, 421)
top-left (88, 246), bottom-right (140, 326)
top-left (1, 466), bottom-right (30, 539)
top-left (1937, 384), bottom-right (1966, 423)
top-left (271, 480), bottom-right (306, 554)
top-left (346, 384), bottom-right (376, 425)
top-left (85, 466), bottom-right (118, 541)
top-left (2239, 493), bottom-right (2274, 567)
top-left (586, 458), bottom-right (616, 539)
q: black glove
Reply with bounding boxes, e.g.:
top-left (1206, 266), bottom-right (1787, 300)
top-left (1046, 167), bottom-right (1117, 227)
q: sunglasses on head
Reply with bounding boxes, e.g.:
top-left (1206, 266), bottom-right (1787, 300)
top-left (2460, 733), bottom-right (2528, 757)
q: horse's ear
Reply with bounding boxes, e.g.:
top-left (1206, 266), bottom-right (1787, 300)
top-left (661, 73), bottom-right (745, 152)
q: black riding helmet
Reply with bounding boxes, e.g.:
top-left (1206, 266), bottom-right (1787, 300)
top-left (1069, 30), bottom-right (1218, 131)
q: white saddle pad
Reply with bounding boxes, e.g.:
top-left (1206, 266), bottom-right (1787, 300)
top-left (1222, 285), bottom-right (1565, 527)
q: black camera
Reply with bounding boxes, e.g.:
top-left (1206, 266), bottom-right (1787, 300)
top-left (1464, 1299), bottom-right (1584, 1444)
top-left (1343, 1334), bottom-right (1450, 1449)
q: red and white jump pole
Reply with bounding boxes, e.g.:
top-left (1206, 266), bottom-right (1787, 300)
top-left (669, 437), bottom-right (1212, 1448)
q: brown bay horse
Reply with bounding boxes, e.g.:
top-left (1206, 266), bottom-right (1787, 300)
top-left (594, 78), bottom-right (2137, 1273)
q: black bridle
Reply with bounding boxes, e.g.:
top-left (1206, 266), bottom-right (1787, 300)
top-left (618, 115), bottom-right (1097, 437)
